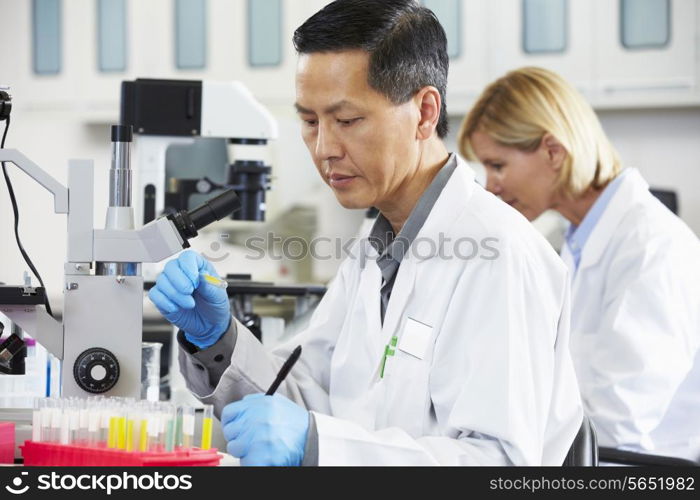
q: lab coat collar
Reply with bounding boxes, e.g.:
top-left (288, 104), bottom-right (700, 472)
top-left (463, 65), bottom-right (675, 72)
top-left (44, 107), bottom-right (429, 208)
top-left (358, 156), bottom-right (477, 352)
top-left (411, 157), bottom-right (477, 266)
top-left (577, 169), bottom-right (650, 272)
top-left (380, 158), bottom-right (476, 337)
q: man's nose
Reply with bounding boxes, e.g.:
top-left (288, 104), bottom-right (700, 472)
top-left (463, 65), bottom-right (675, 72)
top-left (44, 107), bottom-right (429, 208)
top-left (315, 123), bottom-right (342, 161)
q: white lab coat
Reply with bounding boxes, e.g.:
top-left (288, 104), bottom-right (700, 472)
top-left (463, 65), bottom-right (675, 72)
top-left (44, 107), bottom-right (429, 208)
top-left (182, 159), bottom-right (583, 465)
top-left (562, 169), bottom-right (700, 461)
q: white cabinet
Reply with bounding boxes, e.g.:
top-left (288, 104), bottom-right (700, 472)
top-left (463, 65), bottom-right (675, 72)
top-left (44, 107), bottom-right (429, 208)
top-left (591, 0), bottom-right (699, 108)
top-left (207, 0), bottom-right (330, 108)
top-left (443, 0), bottom-right (490, 113)
top-left (13, 0), bottom-right (86, 109)
top-left (484, 0), bottom-right (595, 97)
top-left (462, 0), bottom-right (699, 111)
top-left (6, 0), bottom-right (699, 119)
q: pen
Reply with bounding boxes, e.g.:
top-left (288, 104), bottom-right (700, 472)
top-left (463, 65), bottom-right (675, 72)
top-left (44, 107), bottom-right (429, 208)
top-left (266, 346), bottom-right (302, 396)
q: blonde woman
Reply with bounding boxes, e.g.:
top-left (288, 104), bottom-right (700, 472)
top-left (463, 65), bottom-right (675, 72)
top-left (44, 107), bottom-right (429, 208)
top-left (459, 67), bottom-right (700, 461)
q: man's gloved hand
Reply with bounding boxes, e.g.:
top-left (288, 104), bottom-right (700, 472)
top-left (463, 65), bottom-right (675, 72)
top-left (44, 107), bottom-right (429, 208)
top-left (148, 250), bottom-right (231, 349)
top-left (222, 394), bottom-right (309, 466)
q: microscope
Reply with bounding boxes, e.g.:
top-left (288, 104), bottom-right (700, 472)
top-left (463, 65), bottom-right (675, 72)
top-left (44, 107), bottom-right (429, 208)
top-left (121, 78), bottom-right (292, 347)
top-left (0, 110), bottom-right (242, 398)
top-left (120, 79), bottom-right (278, 227)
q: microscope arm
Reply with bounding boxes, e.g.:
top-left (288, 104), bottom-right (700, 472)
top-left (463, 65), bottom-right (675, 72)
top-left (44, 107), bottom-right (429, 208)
top-left (94, 218), bottom-right (187, 264)
top-left (0, 149), bottom-right (69, 214)
top-left (0, 150), bottom-right (67, 359)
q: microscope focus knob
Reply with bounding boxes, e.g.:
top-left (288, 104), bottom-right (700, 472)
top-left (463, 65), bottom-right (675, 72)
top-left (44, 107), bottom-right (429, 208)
top-left (73, 348), bottom-right (120, 394)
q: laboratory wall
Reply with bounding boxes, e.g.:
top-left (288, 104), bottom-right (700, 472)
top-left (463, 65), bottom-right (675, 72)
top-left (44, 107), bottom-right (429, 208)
top-left (1, 0), bottom-right (699, 302)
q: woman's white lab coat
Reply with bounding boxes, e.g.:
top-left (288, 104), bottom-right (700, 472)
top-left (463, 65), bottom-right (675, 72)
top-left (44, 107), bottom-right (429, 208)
top-left (562, 169), bottom-right (700, 461)
top-left (181, 160), bottom-right (583, 465)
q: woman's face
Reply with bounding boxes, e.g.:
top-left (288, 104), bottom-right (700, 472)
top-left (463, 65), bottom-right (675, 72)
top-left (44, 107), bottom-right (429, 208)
top-left (469, 131), bottom-right (561, 221)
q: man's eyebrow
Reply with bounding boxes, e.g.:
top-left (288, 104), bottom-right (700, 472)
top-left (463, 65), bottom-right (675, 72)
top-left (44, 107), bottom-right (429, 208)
top-left (324, 100), bottom-right (359, 114)
top-left (294, 103), bottom-right (314, 114)
top-left (294, 100), bottom-right (361, 114)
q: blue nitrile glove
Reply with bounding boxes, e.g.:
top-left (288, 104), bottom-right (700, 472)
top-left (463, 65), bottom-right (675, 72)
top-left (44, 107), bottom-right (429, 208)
top-left (222, 394), bottom-right (309, 467)
top-left (148, 250), bottom-right (231, 349)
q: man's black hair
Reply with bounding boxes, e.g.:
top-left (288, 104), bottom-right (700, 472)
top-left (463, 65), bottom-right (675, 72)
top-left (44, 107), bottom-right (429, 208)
top-left (293, 0), bottom-right (450, 139)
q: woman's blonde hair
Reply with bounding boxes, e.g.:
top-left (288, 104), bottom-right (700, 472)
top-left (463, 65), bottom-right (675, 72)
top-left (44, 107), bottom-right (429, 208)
top-left (458, 67), bottom-right (621, 198)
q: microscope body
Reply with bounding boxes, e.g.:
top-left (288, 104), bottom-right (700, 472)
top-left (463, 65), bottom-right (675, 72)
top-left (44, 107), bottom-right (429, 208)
top-left (0, 138), bottom-right (241, 399)
top-left (0, 80), bottom-right (270, 400)
top-left (121, 79), bottom-right (278, 227)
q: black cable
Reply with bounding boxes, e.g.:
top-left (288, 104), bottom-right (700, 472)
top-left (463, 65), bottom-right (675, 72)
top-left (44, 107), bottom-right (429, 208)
top-left (1, 117), bottom-right (54, 317)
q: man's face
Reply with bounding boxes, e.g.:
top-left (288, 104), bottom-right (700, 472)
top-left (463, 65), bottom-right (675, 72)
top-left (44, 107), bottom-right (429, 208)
top-left (295, 50), bottom-right (421, 209)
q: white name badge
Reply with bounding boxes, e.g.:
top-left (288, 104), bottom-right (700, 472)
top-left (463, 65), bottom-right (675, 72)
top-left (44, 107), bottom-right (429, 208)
top-left (398, 318), bottom-right (433, 360)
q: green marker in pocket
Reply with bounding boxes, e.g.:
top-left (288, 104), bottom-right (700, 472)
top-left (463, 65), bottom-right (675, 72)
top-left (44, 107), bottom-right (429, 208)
top-left (380, 336), bottom-right (398, 379)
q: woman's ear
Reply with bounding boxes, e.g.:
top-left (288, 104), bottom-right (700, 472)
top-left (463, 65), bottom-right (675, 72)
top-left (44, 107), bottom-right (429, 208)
top-left (542, 134), bottom-right (567, 171)
top-left (415, 86), bottom-right (442, 140)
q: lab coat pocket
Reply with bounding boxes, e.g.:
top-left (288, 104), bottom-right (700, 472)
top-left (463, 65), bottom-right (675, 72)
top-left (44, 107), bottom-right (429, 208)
top-left (380, 337), bottom-right (435, 437)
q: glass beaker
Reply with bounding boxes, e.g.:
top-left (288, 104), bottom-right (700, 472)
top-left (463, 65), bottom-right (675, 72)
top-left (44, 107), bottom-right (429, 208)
top-left (141, 342), bottom-right (162, 402)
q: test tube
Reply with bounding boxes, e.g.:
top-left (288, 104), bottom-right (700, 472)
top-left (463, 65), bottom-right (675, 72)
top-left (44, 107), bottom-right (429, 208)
top-left (99, 407), bottom-right (111, 448)
top-left (200, 273), bottom-right (228, 289)
top-left (158, 405), bottom-right (167, 450)
top-left (32, 398), bottom-right (43, 442)
top-left (117, 405), bottom-right (127, 450)
top-left (68, 403), bottom-right (80, 445)
top-left (78, 400), bottom-right (89, 445)
top-left (30, 399), bottom-right (39, 442)
top-left (175, 406), bottom-right (184, 449)
top-left (125, 408), bottom-right (137, 453)
top-left (147, 408), bottom-right (160, 452)
top-left (164, 405), bottom-right (176, 453)
top-left (50, 400), bottom-right (62, 443)
top-left (59, 401), bottom-right (71, 445)
top-left (87, 402), bottom-right (101, 447)
top-left (139, 409), bottom-right (149, 453)
top-left (107, 406), bottom-right (118, 449)
top-left (182, 406), bottom-right (195, 450)
top-left (201, 405), bottom-right (213, 450)
top-left (40, 399), bottom-right (54, 442)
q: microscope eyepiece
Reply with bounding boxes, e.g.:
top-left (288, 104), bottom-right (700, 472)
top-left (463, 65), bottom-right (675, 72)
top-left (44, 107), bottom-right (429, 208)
top-left (111, 125), bottom-right (133, 143)
top-left (168, 189), bottom-right (242, 241)
top-left (188, 189), bottom-right (242, 230)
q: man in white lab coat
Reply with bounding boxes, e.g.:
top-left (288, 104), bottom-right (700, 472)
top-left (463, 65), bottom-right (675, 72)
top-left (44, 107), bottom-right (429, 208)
top-left (149, 0), bottom-right (583, 466)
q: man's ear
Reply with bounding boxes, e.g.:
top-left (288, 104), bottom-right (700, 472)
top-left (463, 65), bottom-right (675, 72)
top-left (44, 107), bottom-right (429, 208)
top-left (541, 134), bottom-right (567, 171)
top-left (414, 86), bottom-right (442, 140)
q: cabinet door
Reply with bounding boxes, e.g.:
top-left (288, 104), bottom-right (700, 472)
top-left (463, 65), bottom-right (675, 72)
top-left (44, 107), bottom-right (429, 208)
top-left (591, 0), bottom-right (698, 107)
top-left (18, 0), bottom-right (84, 108)
top-left (207, 0), bottom-right (328, 107)
top-left (439, 0), bottom-right (489, 113)
top-left (484, 0), bottom-right (594, 96)
top-left (76, 0), bottom-right (132, 115)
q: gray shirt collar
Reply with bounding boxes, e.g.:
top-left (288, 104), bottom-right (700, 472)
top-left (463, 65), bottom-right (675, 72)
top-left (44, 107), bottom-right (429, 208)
top-left (369, 153), bottom-right (459, 282)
